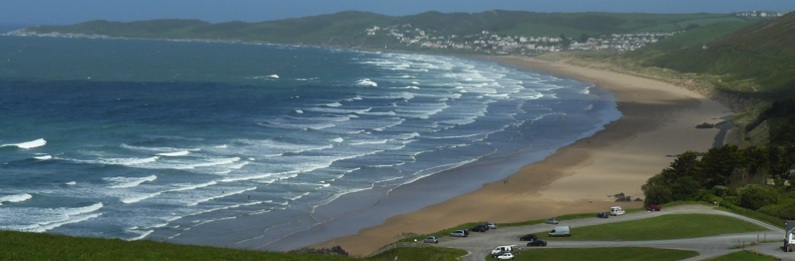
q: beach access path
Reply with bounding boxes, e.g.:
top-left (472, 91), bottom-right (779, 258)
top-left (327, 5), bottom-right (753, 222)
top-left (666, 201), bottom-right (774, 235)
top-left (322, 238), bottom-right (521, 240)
top-left (315, 56), bottom-right (734, 256)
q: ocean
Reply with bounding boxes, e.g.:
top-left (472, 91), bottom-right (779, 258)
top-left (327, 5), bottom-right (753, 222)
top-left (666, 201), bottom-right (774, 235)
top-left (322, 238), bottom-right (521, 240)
top-left (0, 35), bottom-right (620, 250)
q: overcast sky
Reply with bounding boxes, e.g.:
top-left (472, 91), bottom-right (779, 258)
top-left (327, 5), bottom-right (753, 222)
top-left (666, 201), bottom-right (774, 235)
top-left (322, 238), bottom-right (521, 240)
top-left (1, 0), bottom-right (793, 25)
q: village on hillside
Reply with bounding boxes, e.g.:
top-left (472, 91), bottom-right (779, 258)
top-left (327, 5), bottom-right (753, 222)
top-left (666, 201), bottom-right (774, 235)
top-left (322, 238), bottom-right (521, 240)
top-left (365, 11), bottom-right (787, 56)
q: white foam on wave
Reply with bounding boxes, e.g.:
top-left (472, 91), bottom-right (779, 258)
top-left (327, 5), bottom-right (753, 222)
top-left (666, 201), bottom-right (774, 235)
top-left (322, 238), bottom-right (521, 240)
top-left (187, 187), bottom-right (257, 206)
top-left (324, 102), bottom-right (342, 107)
top-left (126, 229), bottom-right (154, 241)
top-left (248, 74), bottom-right (279, 80)
top-left (356, 78), bottom-right (378, 87)
top-left (121, 144), bottom-right (201, 153)
top-left (1, 138), bottom-right (46, 149)
top-left (0, 193), bottom-right (33, 205)
top-left (121, 181), bottom-right (218, 204)
top-left (156, 150), bottom-right (191, 157)
top-left (175, 157), bottom-right (241, 170)
top-left (105, 175), bottom-right (157, 189)
top-left (346, 95), bottom-right (363, 102)
top-left (350, 139), bottom-right (389, 146)
top-left (4, 203), bottom-right (105, 233)
top-left (33, 155), bottom-right (52, 160)
top-left (221, 170), bottom-right (299, 183)
top-left (65, 181), bottom-right (77, 186)
top-left (94, 156), bottom-right (160, 166)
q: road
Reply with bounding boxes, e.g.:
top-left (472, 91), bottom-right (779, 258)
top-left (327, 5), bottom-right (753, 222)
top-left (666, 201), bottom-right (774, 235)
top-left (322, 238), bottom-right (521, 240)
top-left (434, 205), bottom-right (794, 261)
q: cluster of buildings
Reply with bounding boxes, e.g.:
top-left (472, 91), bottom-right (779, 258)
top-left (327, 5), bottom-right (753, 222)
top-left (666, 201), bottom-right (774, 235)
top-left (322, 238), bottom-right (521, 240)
top-left (735, 11), bottom-right (788, 17)
top-left (365, 24), bottom-right (677, 55)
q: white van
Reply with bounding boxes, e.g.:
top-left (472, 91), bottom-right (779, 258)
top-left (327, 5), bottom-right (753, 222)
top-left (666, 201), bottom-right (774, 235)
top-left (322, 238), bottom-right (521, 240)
top-left (610, 206), bottom-right (625, 216)
top-left (491, 245), bottom-right (514, 256)
top-left (548, 226), bottom-right (571, 237)
top-left (450, 230), bottom-right (467, 237)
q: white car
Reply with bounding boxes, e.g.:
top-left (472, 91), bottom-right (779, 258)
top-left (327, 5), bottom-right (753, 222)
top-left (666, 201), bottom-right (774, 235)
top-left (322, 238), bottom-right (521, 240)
top-left (496, 252), bottom-right (514, 260)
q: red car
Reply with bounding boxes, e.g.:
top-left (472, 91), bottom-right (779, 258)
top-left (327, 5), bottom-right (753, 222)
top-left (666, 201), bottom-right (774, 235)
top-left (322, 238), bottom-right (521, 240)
top-left (646, 204), bottom-right (662, 211)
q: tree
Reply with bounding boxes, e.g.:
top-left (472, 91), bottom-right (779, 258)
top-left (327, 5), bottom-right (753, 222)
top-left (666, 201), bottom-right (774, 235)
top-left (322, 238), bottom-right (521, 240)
top-left (739, 146), bottom-right (768, 178)
top-left (670, 176), bottom-right (701, 201)
top-left (697, 145), bottom-right (741, 187)
top-left (559, 33), bottom-right (571, 48)
top-left (736, 184), bottom-right (778, 210)
top-left (661, 151), bottom-right (700, 183)
top-left (641, 175), bottom-right (672, 205)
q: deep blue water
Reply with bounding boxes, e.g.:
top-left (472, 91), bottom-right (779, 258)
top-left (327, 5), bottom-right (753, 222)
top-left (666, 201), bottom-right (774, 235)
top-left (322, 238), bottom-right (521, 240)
top-left (0, 35), bottom-right (620, 249)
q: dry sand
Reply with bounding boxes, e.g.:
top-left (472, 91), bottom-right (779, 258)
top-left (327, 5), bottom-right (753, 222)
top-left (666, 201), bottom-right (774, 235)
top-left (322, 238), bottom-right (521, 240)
top-left (314, 56), bottom-right (733, 256)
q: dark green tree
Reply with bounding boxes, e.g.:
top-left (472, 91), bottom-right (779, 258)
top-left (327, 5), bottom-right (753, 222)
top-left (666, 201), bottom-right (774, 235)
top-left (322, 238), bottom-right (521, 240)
top-left (670, 176), bottom-right (701, 201)
top-left (661, 151), bottom-right (700, 182)
top-left (697, 145), bottom-right (741, 187)
top-left (641, 175), bottom-right (673, 205)
top-left (740, 146), bottom-right (768, 177)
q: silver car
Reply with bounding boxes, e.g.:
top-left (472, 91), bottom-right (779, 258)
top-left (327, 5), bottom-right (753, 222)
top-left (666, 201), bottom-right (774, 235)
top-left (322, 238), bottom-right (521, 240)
top-left (423, 236), bottom-right (438, 243)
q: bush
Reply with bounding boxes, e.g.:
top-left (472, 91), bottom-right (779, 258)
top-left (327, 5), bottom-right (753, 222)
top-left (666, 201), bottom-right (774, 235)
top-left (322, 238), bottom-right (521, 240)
top-left (758, 203), bottom-right (795, 220)
top-left (736, 184), bottom-right (778, 210)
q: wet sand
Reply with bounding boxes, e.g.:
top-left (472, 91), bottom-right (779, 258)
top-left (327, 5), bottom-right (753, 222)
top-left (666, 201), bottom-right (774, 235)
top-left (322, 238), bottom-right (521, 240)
top-left (313, 56), bottom-right (732, 256)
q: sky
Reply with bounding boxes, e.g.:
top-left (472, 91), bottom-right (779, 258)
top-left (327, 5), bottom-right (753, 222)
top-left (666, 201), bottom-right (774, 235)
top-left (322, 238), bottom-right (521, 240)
top-left (1, 0), bottom-right (794, 25)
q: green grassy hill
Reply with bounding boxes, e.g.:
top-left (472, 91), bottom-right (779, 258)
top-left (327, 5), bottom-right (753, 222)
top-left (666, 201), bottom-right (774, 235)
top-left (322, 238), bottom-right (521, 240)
top-left (627, 12), bottom-right (794, 97)
top-left (22, 11), bottom-right (760, 47)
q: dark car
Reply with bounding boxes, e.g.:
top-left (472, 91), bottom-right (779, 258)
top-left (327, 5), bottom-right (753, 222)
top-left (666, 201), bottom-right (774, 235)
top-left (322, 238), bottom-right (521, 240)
top-left (646, 204), bottom-right (662, 211)
top-left (596, 212), bottom-right (609, 218)
top-left (526, 239), bottom-right (547, 247)
top-left (519, 233), bottom-right (538, 241)
top-left (470, 224), bottom-right (489, 232)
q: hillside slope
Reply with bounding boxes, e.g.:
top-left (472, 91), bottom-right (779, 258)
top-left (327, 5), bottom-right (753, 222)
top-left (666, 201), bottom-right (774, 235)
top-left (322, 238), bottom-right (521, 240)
top-left (628, 12), bottom-right (794, 97)
top-left (18, 11), bottom-right (756, 47)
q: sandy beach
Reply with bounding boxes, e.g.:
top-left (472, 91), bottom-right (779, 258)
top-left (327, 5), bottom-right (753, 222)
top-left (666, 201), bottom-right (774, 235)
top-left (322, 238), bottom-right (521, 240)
top-left (313, 56), bottom-right (733, 256)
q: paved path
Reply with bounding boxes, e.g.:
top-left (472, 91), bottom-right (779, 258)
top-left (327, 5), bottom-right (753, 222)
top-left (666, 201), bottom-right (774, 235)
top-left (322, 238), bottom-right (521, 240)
top-left (433, 205), bottom-right (794, 261)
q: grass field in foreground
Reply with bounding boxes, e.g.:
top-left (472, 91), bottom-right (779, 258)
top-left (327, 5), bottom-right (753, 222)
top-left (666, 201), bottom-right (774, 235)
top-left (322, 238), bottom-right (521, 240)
top-left (547, 214), bottom-right (766, 241)
top-left (0, 230), bottom-right (467, 261)
top-left (495, 247), bottom-right (699, 261)
top-left (706, 250), bottom-right (781, 261)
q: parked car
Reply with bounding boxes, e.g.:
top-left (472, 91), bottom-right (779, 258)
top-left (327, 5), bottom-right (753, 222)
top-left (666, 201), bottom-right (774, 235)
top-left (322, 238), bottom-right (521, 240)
top-left (423, 236), bottom-right (438, 243)
top-left (596, 212), bottom-right (609, 218)
top-left (545, 218), bottom-right (559, 224)
top-left (450, 230), bottom-right (467, 237)
top-left (646, 204), bottom-right (662, 211)
top-left (526, 239), bottom-right (548, 247)
top-left (491, 245), bottom-right (514, 256)
top-left (610, 206), bottom-right (625, 216)
top-left (496, 252), bottom-right (515, 260)
top-left (470, 224), bottom-right (489, 232)
top-left (519, 233), bottom-right (538, 241)
top-left (485, 222), bottom-right (497, 229)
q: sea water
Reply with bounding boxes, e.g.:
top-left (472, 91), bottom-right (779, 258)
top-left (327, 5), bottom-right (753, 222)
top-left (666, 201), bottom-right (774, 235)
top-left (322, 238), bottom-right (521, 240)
top-left (0, 36), bottom-right (620, 249)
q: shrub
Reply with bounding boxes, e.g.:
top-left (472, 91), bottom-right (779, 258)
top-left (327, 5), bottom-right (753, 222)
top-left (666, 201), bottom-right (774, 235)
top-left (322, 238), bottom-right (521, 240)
top-left (736, 184), bottom-right (778, 210)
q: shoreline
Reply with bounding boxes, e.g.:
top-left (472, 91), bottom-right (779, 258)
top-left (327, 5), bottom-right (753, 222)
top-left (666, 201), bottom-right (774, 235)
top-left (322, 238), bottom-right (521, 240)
top-left (312, 55), bottom-right (733, 256)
